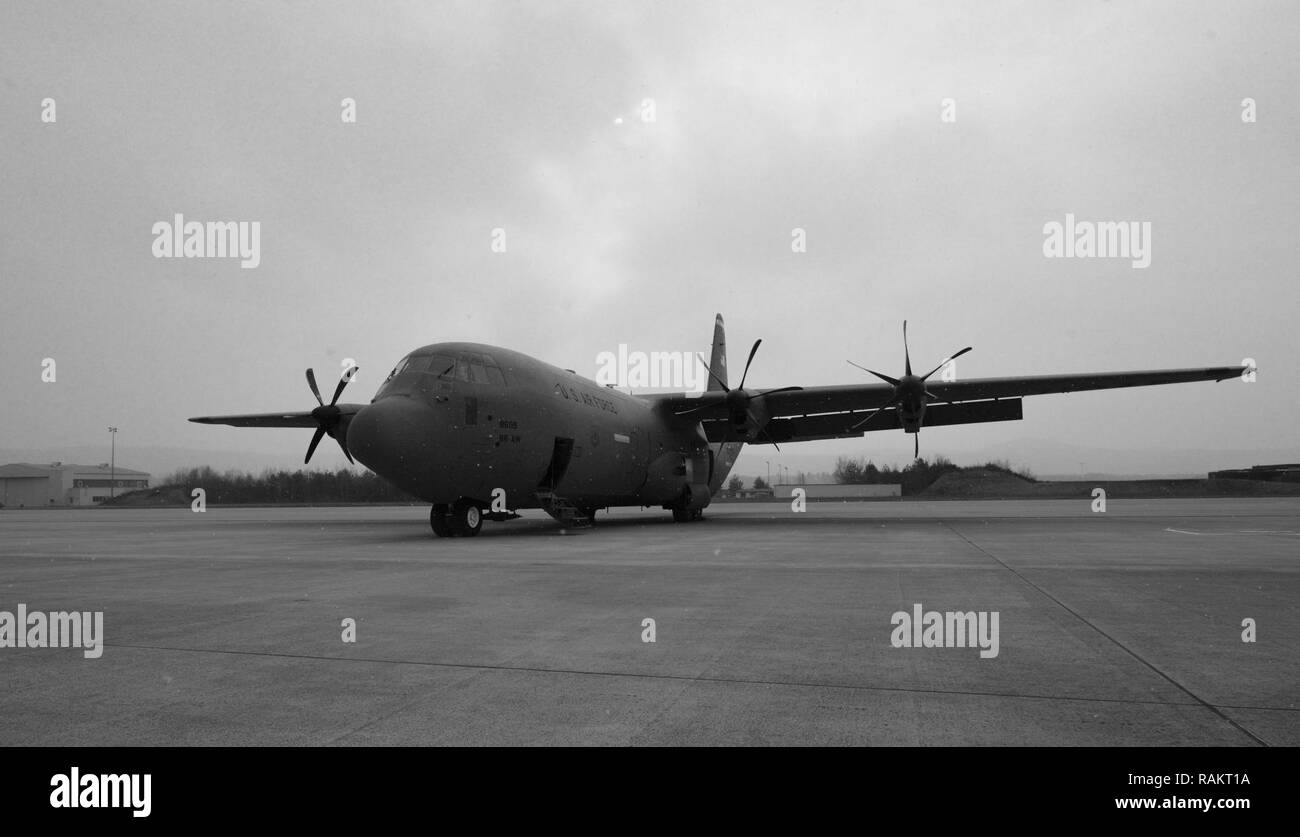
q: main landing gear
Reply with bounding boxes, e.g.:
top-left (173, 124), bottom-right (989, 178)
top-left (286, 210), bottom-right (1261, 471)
top-left (672, 508), bottom-right (704, 523)
top-left (430, 500), bottom-right (483, 538)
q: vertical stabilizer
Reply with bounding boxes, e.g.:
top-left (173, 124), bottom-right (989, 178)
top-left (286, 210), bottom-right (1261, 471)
top-left (706, 313), bottom-right (744, 494)
top-left (707, 313), bottom-right (729, 391)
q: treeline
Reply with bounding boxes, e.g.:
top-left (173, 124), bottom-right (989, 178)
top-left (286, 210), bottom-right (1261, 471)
top-left (159, 466), bottom-right (419, 504)
top-left (832, 456), bottom-right (1034, 495)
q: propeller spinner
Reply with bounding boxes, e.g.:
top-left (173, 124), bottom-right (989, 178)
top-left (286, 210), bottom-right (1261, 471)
top-left (304, 366), bottom-right (359, 464)
top-left (846, 321), bottom-right (971, 458)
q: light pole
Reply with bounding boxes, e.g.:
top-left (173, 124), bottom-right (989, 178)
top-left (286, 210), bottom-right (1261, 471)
top-left (108, 427), bottom-right (117, 501)
top-left (765, 460), bottom-right (771, 487)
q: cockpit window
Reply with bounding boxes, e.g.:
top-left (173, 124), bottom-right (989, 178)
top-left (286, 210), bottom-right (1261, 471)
top-left (481, 353), bottom-right (507, 386)
top-left (381, 350), bottom-right (508, 399)
top-left (468, 353), bottom-right (490, 384)
top-left (452, 355), bottom-right (470, 382)
top-left (376, 354), bottom-right (433, 398)
top-left (428, 353), bottom-right (457, 380)
top-left (384, 356), bottom-right (413, 383)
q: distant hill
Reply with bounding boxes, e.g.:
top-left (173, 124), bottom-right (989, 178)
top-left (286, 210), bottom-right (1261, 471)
top-left (924, 467), bottom-right (1037, 497)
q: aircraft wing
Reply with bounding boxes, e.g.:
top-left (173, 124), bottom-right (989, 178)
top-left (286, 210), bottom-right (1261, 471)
top-left (643, 365), bottom-right (1247, 444)
top-left (188, 405), bottom-right (365, 428)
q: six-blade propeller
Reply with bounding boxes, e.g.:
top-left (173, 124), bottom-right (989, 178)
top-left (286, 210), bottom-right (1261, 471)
top-left (845, 321), bottom-right (972, 458)
top-left (677, 339), bottom-right (802, 450)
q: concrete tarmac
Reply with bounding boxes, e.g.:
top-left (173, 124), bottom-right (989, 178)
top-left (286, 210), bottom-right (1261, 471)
top-left (1, 499), bottom-right (1296, 745)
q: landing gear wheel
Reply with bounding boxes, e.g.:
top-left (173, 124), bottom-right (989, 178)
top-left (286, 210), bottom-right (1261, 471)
top-left (452, 500), bottom-right (483, 537)
top-left (672, 508), bottom-right (704, 523)
top-left (430, 504), bottom-right (452, 538)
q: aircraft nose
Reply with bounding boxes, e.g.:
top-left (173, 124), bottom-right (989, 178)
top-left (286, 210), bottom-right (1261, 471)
top-left (347, 397), bottom-right (437, 484)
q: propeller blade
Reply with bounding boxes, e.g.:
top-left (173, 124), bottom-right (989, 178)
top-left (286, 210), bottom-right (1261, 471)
top-left (921, 346), bottom-right (972, 381)
top-left (756, 386), bottom-right (803, 397)
top-left (903, 320), bottom-right (912, 377)
top-left (914, 433), bottom-right (919, 459)
top-left (329, 365), bottom-right (358, 406)
top-left (336, 436), bottom-right (354, 464)
top-left (674, 401), bottom-right (724, 417)
top-left (737, 339), bottom-right (762, 391)
top-left (751, 413), bottom-right (781, 452)
top-left (695, 352), bottom-right (730, 393)
top-left (847, 360), bottom-right (900, 387)
top-left (305, 426), bottom-right (326, 464)
top-left (850, 401), bottom-right (894, 431)
top-left (306, 369), bottom-right (324, 406)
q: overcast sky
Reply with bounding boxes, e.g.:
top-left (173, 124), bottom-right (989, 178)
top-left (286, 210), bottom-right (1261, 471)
top-left (2, 1), bottom-right (1296, 475)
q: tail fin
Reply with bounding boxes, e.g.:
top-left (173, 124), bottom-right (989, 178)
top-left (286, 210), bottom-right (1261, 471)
top-left (707, 313), bottom-right (728, 391)
top-left (705, 313), bottom-right (744, 495)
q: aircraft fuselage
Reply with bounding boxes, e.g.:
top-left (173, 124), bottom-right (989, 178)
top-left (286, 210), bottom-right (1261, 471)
top-left (344, 342), bottom-right (715, 514)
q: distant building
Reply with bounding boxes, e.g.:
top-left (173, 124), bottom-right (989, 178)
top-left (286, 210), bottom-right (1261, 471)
top-left (0, 462), bottom-right (151, 507)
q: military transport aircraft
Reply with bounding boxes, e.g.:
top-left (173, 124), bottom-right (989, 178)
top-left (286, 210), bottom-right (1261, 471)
top-left (191, 315), bottom-right (1249, 537)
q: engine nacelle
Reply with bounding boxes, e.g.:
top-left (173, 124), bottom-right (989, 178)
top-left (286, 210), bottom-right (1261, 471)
top-left (898, 403), bottom-right (926, 433)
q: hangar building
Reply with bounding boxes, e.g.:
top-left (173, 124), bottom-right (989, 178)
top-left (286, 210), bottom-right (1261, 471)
top-left (0, 462), bottom-right (151, 507)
